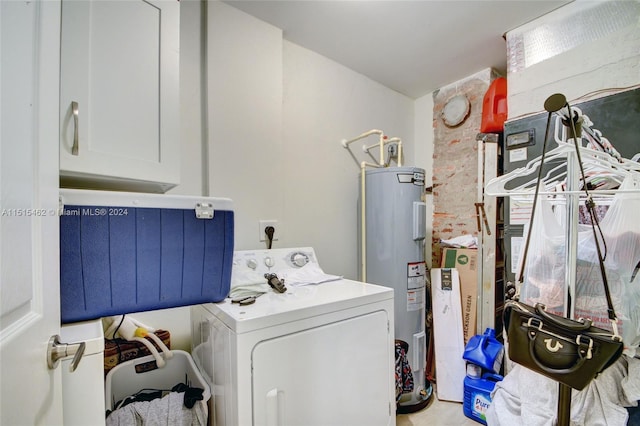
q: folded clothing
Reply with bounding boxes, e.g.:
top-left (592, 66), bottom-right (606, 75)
top-left (105, 387), bottom-right (207, 426)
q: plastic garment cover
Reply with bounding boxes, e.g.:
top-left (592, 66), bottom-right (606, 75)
top-left (519, 177), bottom-right (640, 356)
top-left (487, 356), bottom-right (640, 426)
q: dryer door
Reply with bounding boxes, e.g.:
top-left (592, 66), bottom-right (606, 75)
top-left (252, 310), bottom-right (393, 426)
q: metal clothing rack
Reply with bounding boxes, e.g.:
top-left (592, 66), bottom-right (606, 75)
top-left (488, 93), bottom-right (640, 425)
top-left (557, 118), bottom-right (581, 426)
top-left (536, 101), bottom-right (608, 426)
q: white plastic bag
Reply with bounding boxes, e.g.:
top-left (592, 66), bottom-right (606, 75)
top-left (520, 177), bottom-right (640, 355)
top-left (518, 196), bottom-right (569, 311)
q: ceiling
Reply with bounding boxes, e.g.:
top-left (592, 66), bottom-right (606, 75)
top-left (223, 0), bottom-right (572, 99)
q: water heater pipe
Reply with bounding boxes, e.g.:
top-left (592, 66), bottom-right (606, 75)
top-left (362, 136), bottom-right (403, 167)
top-left (360, 164), bottom-right (366, 281)
top-left (341, 129), bottom-right (384, 147)
top-left (342, 129), bottom-right (385, 168)
top-left (385, 137), bottom-right (404, 167)
top-left (395, 138), bottom-right (404, 167)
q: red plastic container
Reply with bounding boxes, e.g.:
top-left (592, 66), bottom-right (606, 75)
top-left (480, 77), bottom-right (507, 133)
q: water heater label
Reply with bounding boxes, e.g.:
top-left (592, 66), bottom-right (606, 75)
top-left (396, 172), bottom-right (425, 185)
top-left (407, 261), bottom-right (426, 290)
top-left (407, 288), bottom-right (425, 312)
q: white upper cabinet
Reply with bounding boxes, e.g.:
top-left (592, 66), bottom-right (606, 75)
top-left (59, 0), bottom-right (180, 193)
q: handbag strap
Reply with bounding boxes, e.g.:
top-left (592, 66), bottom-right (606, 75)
top-left (516, 94), bottom-right (620, 338)
top-left (516, 107), bottom-right (554, 285)
top-left (564, 103), bottom-right (619, 333)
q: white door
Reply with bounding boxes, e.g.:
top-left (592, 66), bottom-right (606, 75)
top-left (0, 1), bottom-right (64, 424)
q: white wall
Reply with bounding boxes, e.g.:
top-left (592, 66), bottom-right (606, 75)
top-left (205, 1), bottom-right (415, 279)
top-left (206, 1), bottom-right (285, 257)
top-left (281, 40), bottom-right (415, 277)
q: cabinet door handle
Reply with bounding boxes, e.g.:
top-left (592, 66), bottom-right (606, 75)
top-left (71, 101), bottom-right (79, 155)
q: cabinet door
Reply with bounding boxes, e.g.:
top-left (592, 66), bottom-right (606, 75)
top-left (60, 0), bottom-right (179, 193)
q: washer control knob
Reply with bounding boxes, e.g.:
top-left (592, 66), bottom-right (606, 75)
top-left (246, 259), bottom-right (258, 270)
top-left (291, 252), bottom-right (309, 267)
top-left (264, 256), bottom-right (275, 268)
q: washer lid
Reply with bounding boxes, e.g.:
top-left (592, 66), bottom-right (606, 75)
top-left (202, 279), bottom-right (393, 334)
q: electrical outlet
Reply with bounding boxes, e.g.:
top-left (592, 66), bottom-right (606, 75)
top-left (258, 220), bottom-right (279, 242)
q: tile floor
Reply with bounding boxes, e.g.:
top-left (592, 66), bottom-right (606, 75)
top-left (397, 395), bottom-right (479, 426)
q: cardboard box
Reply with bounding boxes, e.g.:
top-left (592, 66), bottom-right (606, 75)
top-left (441, 248), bottom-right (478, 344)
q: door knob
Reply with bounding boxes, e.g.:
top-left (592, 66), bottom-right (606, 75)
top-left (47, 334), bottom-right (86, 373)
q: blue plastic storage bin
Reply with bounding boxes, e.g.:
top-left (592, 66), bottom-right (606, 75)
top-left (59, 189), bottom-right (234, 323)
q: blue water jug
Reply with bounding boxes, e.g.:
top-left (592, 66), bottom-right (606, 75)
top-left (462, 328), bottom-right (504, 374)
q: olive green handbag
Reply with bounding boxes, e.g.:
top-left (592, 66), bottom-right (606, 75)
top-left (504, 300), bottom-right (623, 390)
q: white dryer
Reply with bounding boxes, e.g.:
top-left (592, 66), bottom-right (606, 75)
top-left (191, 247), bottom-right (395, 426)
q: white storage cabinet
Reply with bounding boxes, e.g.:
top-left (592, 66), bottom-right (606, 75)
top-left (59, 0), bottom-right (180, 193)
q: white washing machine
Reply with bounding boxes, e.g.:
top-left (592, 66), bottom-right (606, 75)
top-left (191, 247), bottom-right (395, 426)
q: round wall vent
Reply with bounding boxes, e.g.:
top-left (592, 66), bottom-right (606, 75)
top-left (441, 94), bottom-right (470, 127)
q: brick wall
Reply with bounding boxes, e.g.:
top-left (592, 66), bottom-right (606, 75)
top-left (431, 68), bottom-right (497, 266)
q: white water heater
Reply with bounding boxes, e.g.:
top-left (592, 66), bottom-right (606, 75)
top-left (359, 166), bottom-right (430, 412)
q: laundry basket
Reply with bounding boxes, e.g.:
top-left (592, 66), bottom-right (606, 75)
top-left (105, 350), bottom-right (210, 411)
